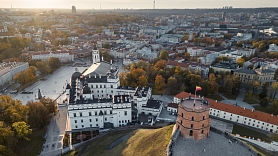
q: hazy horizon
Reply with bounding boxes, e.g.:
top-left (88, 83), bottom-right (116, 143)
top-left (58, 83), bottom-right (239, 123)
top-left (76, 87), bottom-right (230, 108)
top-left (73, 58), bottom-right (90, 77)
top-left (1, 0), bottom-right (278, 10)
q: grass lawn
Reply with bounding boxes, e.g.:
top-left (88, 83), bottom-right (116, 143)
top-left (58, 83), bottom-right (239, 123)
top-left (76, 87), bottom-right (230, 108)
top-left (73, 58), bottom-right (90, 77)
top-left (254, 106), bottom-right (272, 114)
top-left (243, 96), bottom-right (260, 104)
top-left (63, 125), bottom-right (174, 156)
top-left (16, 128), bottom-right (46, 156)
top-left (232, 124), bottom-right (272, 142)
top-left (205, 94), bottom-right (225, 101)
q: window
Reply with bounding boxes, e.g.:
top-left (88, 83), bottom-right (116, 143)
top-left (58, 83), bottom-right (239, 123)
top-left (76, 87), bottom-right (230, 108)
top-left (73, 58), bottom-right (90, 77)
top-left (119, 121), bottom-right (121, 123)
top-left (96, 118), bottom-right (98, 122)
top-left (244, 118), bottom-right (246, 120)
top-left (223, 116), bottom-right (225, 118)
top-left (102, 90), bottom-right (103, 93)
top-left (111, 90), bottom-right (113, 93)
top-left (82, 125), bottom-right (84, 128)
top-left (75, 120), bottom-right (77, 123)
top-left (202, 124), bottom-right (204, 127)
top-left (104, 111), bottom-right (107, 115)
top-left (210, 112), bottom-right (212, 115)
top-left (105, 118), bottom-right (107, 121)
top-left (111, 85), bottom-right (113, 88)
top-left (110, 110), bottom-right (113, 114)
top-left (230, 118), bottom-right (232, 120)
top-left (125, 120), bottom-right (127, 123)
top-left (201, 130), bottom-right (204, 134)
top-left (75, 126), bottom-right (78, 128)
top-left (249, 119), bottom-right (251, 121)
top-left (231, 114), bottom-right (232, 116)
top-left (100, 85), bottom-right (102, 88)
top-left (96, 85), bottom-right (98, 88)
top-left (262, 123), bottom-right (264, 125)
top-left (97, 90), bottom-right (99, 93)
top-left (237, 116), bottom-right (239, 118)
top-left (89, 119), bottom-right (92, 122)
top-left (91, 85), bottom-right (93, 88)
top-left (203, 116), bottom-right (205, 120)
top-left (80, 112), bottom-right (82, 117)
top-left (81, 119), bottom-right (83, 123)
top-left (213, 113), bottom-right (215, 115)
top-left (104, 85), bottom-right (106, 88)
top-left (267, 124), bottom-right (269, 126)
top-left (90, 124), bottom-right (92, 127)
top-left (253, 120), bottom-right (255, 122)
top-left (182, 113), bottom-right (183, 117)
top-left (95, 111), bottom-right (97, 115)
top-left (73, 113), bottom-right (76, 117)
top-left (128, 120), bottom-right (130, 123)
top-left (89, 112), bottom-right (92, 116)
top-left (192, 117), bottom-right (194, 121)
top-left (96, 124), bottom-right (98, 127)
top-left (253, 124), bottom-right (254, 126)
top-left (124, 111), bottom-right (127, 115)
top-left (191, 124), bottom-right (193, 128)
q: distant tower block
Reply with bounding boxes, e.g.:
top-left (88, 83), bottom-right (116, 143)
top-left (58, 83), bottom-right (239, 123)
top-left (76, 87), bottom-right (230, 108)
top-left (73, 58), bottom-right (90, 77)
top-left (72, 5), bottom-right (76, 14)
top-left (176, 96), bottom-right (210, 140)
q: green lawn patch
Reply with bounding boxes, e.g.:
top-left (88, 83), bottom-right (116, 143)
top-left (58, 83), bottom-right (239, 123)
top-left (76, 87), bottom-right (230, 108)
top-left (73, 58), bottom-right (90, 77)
top-left (205, 94), bottom-right (224, 101)
top-left (16, 128), bottom-right (46, 156)
top-left (232, 124), bottom-right (271, 142)
top-left (254, 106), bottom-right (272, 114)
top-left (244, 96), bottom-right (260, 104)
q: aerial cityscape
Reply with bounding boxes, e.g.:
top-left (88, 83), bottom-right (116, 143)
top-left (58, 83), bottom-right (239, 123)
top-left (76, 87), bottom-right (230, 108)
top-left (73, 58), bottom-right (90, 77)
top-left (0, 2), bottom-right (278, 156)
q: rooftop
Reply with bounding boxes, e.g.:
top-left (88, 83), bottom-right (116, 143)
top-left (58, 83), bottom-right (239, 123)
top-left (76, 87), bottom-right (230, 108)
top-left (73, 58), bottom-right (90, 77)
top-left (180, 97), bottom-right (209, 110)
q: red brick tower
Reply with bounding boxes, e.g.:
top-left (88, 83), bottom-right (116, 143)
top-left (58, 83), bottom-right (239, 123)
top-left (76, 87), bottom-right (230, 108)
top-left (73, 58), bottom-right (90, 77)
top-left (176, 96), bottom-right (210, 140)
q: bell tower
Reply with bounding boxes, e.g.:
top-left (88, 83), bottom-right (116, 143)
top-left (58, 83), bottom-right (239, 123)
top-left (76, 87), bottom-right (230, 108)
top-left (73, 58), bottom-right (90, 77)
top-left (92, 45), bottom-right (100, 63)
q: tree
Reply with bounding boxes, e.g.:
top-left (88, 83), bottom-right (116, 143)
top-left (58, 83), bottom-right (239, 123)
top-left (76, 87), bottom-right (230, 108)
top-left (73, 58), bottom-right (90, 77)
top-left (40, 98), bottom-right (57, 115)
top-left (258, 43), bottom-right (266, 51)
top-left (36, 61), bottom-right (51, 75)
top-left (271, 100), bottom-right (278, 115)
top-left (154, 60), bottom-right (166, 71)
top-left (260, 97), bottom-right (269, 107)
top-left (184, 52), bottom-right (190, 59)
top-left (27, 101), bottom-right (50, 129)
top-left (0, 145), bottom-right (16, 156)
top-left (223, 76), bottom-right (233, 95)
top-left (0, 96), bottom-right (28, 125)
top-left (159, 50), bottom-right (168, 61)
top-left (155, 75), bottom-right (166, 91)
top-left (167, 77), bottom-right (178, 93)
top-left (138, 75), bottom-right (148, 87)
top-left (48, 57), bottom-right (61, 71)
top-left (271, 82), bottom-right (278, 100)
top-left (12, 122), bottom-right (32, 141)
top-left (252, 81), bottom-right (260, 96)
top-left (237, 58), bottom-right (245, 67)
top-left (259, 83), bottom-right (268, 99)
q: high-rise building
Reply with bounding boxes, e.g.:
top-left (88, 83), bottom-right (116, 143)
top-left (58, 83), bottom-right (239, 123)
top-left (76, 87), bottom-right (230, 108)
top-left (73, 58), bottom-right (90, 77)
top-left (72, 5), bottom-right (76, 14)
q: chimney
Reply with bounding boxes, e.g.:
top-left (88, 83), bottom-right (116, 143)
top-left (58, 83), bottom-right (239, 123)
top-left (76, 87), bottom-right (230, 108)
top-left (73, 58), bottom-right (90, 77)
top-left (216, 100), bottom-right (217, 103)
top-left (243, 107), bottom-right (245, 110)
top-left (252, 109), bottom-right (254, 112)
top-left (99, 75), bottom-right (101, 78)
top-left (95, 74), bottom-right (96, 78)
top-left (89, 74), bottom-right (91, 78)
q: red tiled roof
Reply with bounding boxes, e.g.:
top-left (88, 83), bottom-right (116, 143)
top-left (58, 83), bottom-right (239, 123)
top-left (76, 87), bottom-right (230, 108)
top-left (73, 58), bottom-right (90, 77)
top-left (174, 91), bottom-right (278, 125)
top-left (167, 103), bottom-right (178, 108)
top-left (208, 99), bottom-right (278, 125)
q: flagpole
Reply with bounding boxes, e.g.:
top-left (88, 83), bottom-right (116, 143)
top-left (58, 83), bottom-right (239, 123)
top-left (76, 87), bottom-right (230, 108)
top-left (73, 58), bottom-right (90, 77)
top-left (194, 86), bottom-right (196, 104)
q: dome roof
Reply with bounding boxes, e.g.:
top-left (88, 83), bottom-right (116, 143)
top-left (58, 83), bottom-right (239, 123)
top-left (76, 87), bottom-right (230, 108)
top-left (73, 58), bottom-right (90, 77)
top-left (83, 86), bottom-right (91, 94)
top-left (72, 71), bottom-right (82, 80)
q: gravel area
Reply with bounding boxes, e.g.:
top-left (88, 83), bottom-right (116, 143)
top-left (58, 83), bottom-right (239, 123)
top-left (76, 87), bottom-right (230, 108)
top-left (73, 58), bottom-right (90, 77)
top-left (172, 131), bottom-right (254, 156)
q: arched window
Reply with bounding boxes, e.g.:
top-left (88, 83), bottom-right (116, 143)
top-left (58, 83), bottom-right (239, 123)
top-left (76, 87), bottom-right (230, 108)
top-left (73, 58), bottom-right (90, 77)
top-left (189, 130), bottom-right (193, 136)
top-left (201, 130), bottom-right (204, 134)
top-left (192, 117), bottom-right (194, 121)
top-left (191, 124), bottom-right (193, 128)
top-left (203, 116), bottom-right (205, 120)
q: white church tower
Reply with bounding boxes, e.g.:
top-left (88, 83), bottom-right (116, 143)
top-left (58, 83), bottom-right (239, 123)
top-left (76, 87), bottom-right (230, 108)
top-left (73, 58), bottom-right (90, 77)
top-left (92, 45), bottom-right (100, 63)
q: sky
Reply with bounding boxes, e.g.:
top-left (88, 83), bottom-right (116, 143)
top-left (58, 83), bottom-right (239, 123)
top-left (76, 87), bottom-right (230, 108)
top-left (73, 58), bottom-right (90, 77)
top-left (1, 0), bottom-right (278, 9)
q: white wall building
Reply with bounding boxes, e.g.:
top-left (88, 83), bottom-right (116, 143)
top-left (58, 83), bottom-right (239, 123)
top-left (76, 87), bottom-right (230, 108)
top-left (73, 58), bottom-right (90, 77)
top-left (32, 51), bottom-right (74, 62)
top-left (268, 44), bottom-right (278, 52)
top-left (0, 62), bottom-right (29, 86)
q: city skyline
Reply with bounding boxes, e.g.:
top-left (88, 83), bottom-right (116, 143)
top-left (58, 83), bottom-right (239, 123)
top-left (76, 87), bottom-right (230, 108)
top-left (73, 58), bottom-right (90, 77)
top-left (1, 0), bottom-right (278, 10)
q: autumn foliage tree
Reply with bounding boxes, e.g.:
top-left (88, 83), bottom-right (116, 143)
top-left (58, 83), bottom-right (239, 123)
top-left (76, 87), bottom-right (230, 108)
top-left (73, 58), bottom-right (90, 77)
top-left (155, 75), bottom-right (166, 91)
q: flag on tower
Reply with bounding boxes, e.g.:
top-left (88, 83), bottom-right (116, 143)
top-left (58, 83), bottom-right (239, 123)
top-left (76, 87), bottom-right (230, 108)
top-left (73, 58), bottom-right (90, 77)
top-left (196, 86), bottom-right (202, 91)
